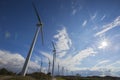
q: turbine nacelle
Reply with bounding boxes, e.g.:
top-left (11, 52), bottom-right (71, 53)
top-left (53, 49), bottom-right (56, 52)
top-left (36, 23), bottom-right (43, 27)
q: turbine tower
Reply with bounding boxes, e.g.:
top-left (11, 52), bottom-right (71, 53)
top-left (52, 41), bottom-right (56, 78)
top-left (66, 69), bottom-right (68, 76)
top-left (47, 57), bottom-right (51, 73)
top-left (40, 57), bottom-right (43, 73)
top-left (21, 2), bottom-right (44, 76)
top-left (62, 67), bottom-right (64, 76)
top-left (58, 63), bottom-right (59, 76)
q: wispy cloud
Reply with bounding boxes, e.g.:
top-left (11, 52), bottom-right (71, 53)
top-left (71, 0), bottom-right (82, 16)
top-left (91, 60), bottom-right (110, 71)
top-left (51, 48), bottom-right (96, 71)
top-left (82, 20), bottom-right (87, 27)
top-left (40, 47), bottom-right (96, 72)
top-left (54, 27), bottom-right (72, 58)
top-left (89, 12), bottom-right (98, 30)
top-left (40, 51), bottom-right (53, 63)
top-left (40, 51), bottom-right (57, 72)
top-left (0, 50), bottom-right (40, 73)
top-left (90, 60), bottom-right (120, 77)
top-left (95, 16), bottom-right (120, 36)
top-left (5, 31), bottom-right (11, 38)
top-left (39, 49), bottom-right (120, 76)
top-left (106, 61), bottom-right (120, 77)
top-left (101, 15), bottom-right (106, 21)
top-left (67, 48), bottom-right (96, 70)
top-left (33, 55), bottom-right (41, 64)
top-left (91, 13), bottom-right (97, 20)
top-left (72, 9), bottom-right (77, 15)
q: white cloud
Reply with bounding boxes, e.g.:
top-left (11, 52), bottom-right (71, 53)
top-left (107, 61), bottom-right (120, 71)
top-left (91, 13), bottom-right (97, 20)
top-left (40, 51), bottom-right (53, 63)
top-left (97, 60), bottom-right (110, 65)
top-left (67, 48), bottom-right (96, 70)
top-left (106, 61), bottom-right (120, 77)
top-left (40, 48), bottom-right (96, 72)
top-left (58, 51), bottom-right (66, 58)
top-left (75, 48), bottom-right (96, 60)
top-left (91, 60), bottom-right (110, 71)
top-left (71, 0), bottom-right (82, 16)
top-left (39, 50), bottom-right (120, 77)
top-left (0, 50), bottom-right (40, 73)
top-left (72, 9), bottom-right (77, 15)
top-left (71, 1), bottom-right (77, 16)
top-left (101, 15), bottom-right (106, 21)
top-left (82, 20), bottom-right (87, 27)
top-left (33, 55), bottom-right (41, 64)
top-left (40, 51), bottom-right (57, 72)
top-left (90, 60), bottom-right (120, 77)
top-left (54, 27), bottom-right (72, 58)
top-left (55, 48), bottom-right (96, 71)
top-left (95, 16), bottom-right (120, 36)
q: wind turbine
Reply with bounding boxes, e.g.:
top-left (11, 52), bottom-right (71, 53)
top-left (21, 2), bottom-right (44, 76)
top-left (66, 69), bottom-right (68, 76)
top-left (47, 57), bottom-right (51, 73)
top-left (71, 71), bottom-right (73, 76)
top-left (58, 63), bottom-right (59, 76)
top-left (52, 41), bottom-right (56, 78)
top-left (62, 67), bottom-right (64, 76)
top-left (40, 57), bottom-right (43, 73)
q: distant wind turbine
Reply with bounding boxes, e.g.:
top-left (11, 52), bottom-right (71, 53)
top-left (52, 41), bottom-right (56, 78)
top-left (58, 63), bottom-right (60, 76)
top-left (71, 71), bottom-right (73, 76)
top-left (66, 69), bottom-right (68, 76)
top-left (47, 57), bottom-right (51, 73)
top-left (21, 2), bottom-right (44, 76)
top-left (40, 57), bottom-right (43, 73)
top-left (62, 67), bottom-right (64, 76)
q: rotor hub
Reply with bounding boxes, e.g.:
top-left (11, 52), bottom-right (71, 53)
top-left (37, 23), bottom-right (42, 27)
top-left (53, 50), bottom-right (56, 52)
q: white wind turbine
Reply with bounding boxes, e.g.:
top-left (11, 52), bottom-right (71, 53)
top-left (52, 41), bottom-right (56, 78)
top-left (21, 2), bottom-right (44, 76)
top-left (47, 57), bottom-right (51, 73)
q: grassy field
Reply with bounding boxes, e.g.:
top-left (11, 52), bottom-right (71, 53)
top-left (1, 68), bottom-right (120, 80)
top-left (56, 77), bottom-right (66, 80)
top-left (60, 76), bottom-right (120, 80)
top-left (1, 75), bottom-right (120, 80)
top-left (0, 75), bottom-right (37, 80)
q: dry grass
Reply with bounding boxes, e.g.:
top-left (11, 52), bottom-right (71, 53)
top-left (8, 76), bottom-right (37, 80)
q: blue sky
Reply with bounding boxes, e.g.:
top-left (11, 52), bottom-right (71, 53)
top-left (0, 0), bottom-right (120, 77)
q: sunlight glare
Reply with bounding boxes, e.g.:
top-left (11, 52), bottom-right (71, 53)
top-left (98, 40), bottom-right (108, 49)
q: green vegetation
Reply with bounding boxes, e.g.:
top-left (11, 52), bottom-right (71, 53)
top-left (59, 76), bottom-right (120, 80)
top-left (28, 72), bottom-right (51, 80)
top-left (56, 77), bottom-right (66, 80)
top-left (0, 75), bottom-right (120, 80)
top-left (0, 68), bottom-right (15, 75)
top-left (9, 76), bottom-right (36, 80)
top-left (0, 68), bottom-right (120, 80)
top-left (0, 68), bottom-right (52, 80)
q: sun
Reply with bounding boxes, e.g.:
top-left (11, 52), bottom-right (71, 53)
top-left (98, 40), bottom-right (108, 49)
top-left (101, 41), bottom-right (107, 47)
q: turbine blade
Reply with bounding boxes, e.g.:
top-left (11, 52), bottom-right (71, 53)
top-left (40, 26), bottom-right (44, 45)
top-left (32, 2), bottom-right (44, 45)
top-left (32, 2), bottom-right (42, 24)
